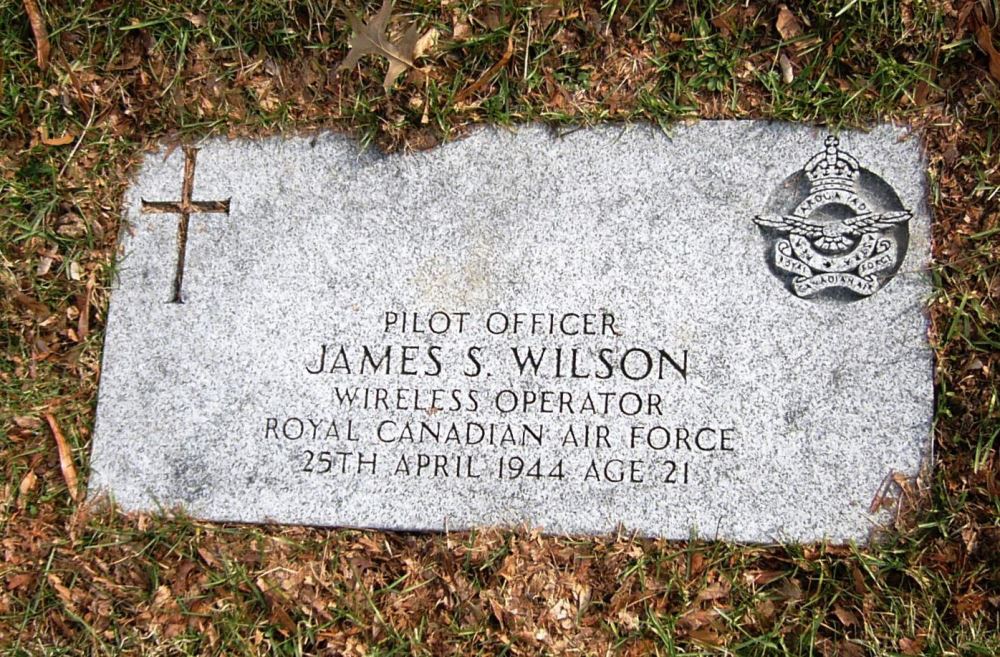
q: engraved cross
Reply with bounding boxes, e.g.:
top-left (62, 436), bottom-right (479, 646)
top-left (141, 146), bottom-right (231, 303)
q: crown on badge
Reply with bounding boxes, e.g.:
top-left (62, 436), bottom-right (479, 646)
top-left (804, 136), bottom-right (860, 193)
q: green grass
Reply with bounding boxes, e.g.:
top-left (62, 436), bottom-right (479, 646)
top-left (1, 0), bottom-right (999, 654)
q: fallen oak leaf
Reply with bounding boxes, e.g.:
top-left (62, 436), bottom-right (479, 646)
top-left (833, 605), bottom-right (859, 627)
top-left (45, 413), bottom-right (80, 501)
top-left (6, 573), bottom-right (35, 591)
top-left (23, 0), bottom-right (49, 70)
top-left (339, 0), bottom-right (420, 92)
top-left (975, 24), bottom-right (1000, 81)
top-left (18, 470), bottom-right (38, 504)
top-left (776, 4), bottom-right (804, 41)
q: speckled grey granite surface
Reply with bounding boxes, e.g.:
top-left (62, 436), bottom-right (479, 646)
top-left (89, 122), bottom-right (933, 543)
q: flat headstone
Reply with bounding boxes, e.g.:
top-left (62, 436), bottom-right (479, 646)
top-left (89, 122), bottom-right (933, 543)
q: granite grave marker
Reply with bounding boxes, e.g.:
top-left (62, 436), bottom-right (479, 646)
top-left (89, 123), bottom-right (933, 543)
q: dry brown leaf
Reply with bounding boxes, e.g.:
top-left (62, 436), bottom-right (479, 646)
top-left (687, 627), bottom-right (723, 646)
top-left (536, 0), bottom-right (561, 31)
top-left (743, 569), bottom-right (786, 586)
top-left (833, 605), bottom-right (859, 627)
top-left (975, 24), bottom-right (1000, 81)
top-left (677, 608), bottom-right (718, 631)
top-left (6, 573), bottom-right (35, 591)
top-left (754, 598), bottom-right (776, 622)
top-left (453, 20), bottom-right (472, 40)
top-left (954, 591), bottom-right (986, 617)
top-left (779, 52), bottom-right (794, 84)
top-left (45, 413), bottom-right (80, 501)
top-left (38, 126), bottom-right (75, 146)
top-left (197, 546), bottom-right (219, 567)
top-left (18, 470), bottom-right (38, 498)
top-left (776, 4), bottom-right (803, 41)
top-left (77, 275), bottom-right (93, 342)
top-left (23, 0), bottom-right (49, 69)
top-left (836, 640), bottom-right (868, 657)
top-left (711, 5), bottom-right (740, 37)
top-left (454, 36), bottom-right (514, 104)
top-left (339, 0), bottom-right (419, 92)
top-left (777, 577), bottom-right (803, 602)
top-left (688, 552), bottom-right (705, 576)
top-left (617, 609), bottom-right (640, 630)
top-left (696, 582), bottom-right (730, 601)
top-left (36, 255), bottom-right (53, 276)
top-left (413, 27), bottom-right (439, 60)
top-left (48, 574), bottom-right (76, 609)
top-left (899, 636), bottom-right (925, 655)
top-left (13, 416), bottom-right (41, 429)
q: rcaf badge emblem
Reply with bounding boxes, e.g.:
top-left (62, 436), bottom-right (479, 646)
top-left (753, 136), bottom-right (912, 300)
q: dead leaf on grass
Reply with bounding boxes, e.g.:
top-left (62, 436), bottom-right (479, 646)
top-left (974, 24), bottom-right (1000, 81)
top-left (339, 0), bottom-right (421, 92)
top-left (13, 416), bottom-right (41, 430)
top-left (899, 636), bottom-right (926, 655)
top-left (711, 5), bottom-right (740, 37)
top-left (38, 126), bottom-right (75, 146)
top-left (677, 608), bottom-right (718, 632)
top-left (454, 36), bottom-right (514, 104)
top-left (45, 413), bottom-right (80, 501)
top-left (18, 470), bottom-right (38, 500)
top-left (695, 581), bottom-right (730, 601)
top-left (47, 574), bottom-right (76, 610)
top-left (536, 0), bottom-right (562, 31)
top-left (36, 255), bottom-right (53, 276)
top-left (833, 605), bottom-right (859, 627)
top-left (453, 19), bottom-right (472, 41)
top-left (779, 52), bottom-right (794, 84)
top-left (754, 598), bottom-right (776, 622)
top-left (6, 573), bottom-right (34, 591)
top-left (953, 591), bottom-right (986, 617)
top-left (776, 577), bottom-right (803, 602)
top-left (836, 640), bottom-right (868, 657)
top-left (776, 4), bottom-right (804, 41)
top-left (687, 627), bottom-right (723, 646)
top-left (413, 27), bottom-right (439, 60)
top-left (77, 274), bottom-right (94, 341)
top-left (23, 0), bottom-right (49, 69)
top-left (743, 569), bottom-right (785, 586)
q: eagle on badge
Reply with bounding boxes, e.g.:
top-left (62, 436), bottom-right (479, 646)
top-left (753, 208), bottom-right (912, 252)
